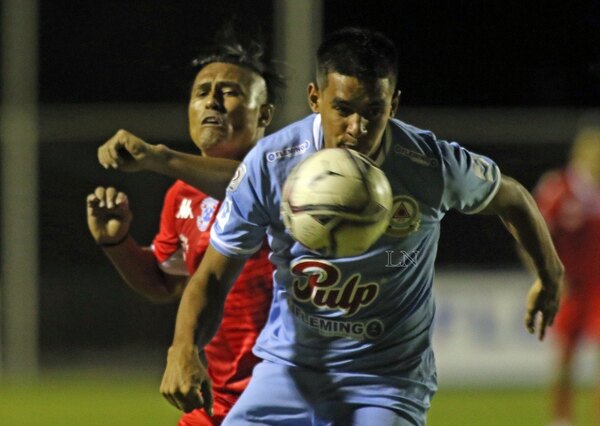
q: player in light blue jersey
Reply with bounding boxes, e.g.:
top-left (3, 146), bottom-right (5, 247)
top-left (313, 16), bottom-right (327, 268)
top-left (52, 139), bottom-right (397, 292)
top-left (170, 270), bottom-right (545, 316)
top-left (161, 28), bottom-right (564, 425)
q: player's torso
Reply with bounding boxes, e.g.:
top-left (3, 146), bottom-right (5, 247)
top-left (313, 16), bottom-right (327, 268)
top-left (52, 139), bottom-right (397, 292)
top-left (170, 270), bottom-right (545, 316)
top-left (164, 182), bottom-right (274, 392)
top-left (254, 117), bottom-right (444, 371)
top-left (167, 182), bottom-right (220, 273)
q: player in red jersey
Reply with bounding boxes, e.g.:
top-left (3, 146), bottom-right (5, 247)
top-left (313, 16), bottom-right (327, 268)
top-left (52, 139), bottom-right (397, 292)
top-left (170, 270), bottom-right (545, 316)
top-left (533, 126), bottom-right (600, 426)
top-left (86, 35), bottom-right (283, 425)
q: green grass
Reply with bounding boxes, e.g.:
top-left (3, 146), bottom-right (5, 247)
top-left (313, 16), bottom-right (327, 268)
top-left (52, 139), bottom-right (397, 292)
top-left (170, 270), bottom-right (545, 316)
top-left (0, 373), bottom-right (596, 425)
top-left (429, 387), bottom-right (596, 426)
top-left (0, 371), bottom-right (180, 426)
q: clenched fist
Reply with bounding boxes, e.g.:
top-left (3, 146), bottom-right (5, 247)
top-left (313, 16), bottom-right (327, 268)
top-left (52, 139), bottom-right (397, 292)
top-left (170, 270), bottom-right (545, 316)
top-left (86, 186), bottom-right (132, 245)
top-left (98, 129), bottom-right (162, 172)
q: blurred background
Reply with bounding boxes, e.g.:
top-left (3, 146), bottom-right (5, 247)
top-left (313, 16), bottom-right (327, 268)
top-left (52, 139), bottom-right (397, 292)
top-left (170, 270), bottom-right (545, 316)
top-left (1, 0), bottom-right (599, 424)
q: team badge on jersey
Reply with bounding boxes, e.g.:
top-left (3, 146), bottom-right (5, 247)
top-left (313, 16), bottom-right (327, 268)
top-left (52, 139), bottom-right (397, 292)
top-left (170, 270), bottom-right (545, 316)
top-left (197, 197), bottom-right (219, 232)
top-left (386, 195), bottom-right (420, 237)
top-left (227, 163), bottom-right (247, 193)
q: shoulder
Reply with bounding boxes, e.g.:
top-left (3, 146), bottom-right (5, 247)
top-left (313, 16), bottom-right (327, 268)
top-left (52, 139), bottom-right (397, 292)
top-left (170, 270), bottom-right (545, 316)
top-left (165, 180), bottom-right (208, 200)
top-left (253, 115), bottom-right (318, 158)
top-left (387, 119), bottom-right (444, 167)
top-left (241, 114), bottom-right (320, 178)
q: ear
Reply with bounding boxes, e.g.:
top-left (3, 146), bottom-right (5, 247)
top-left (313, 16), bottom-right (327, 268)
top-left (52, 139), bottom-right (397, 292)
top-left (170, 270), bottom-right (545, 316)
top-left (307, 82), bottom-right (320, 113)
top-left (258, 104), bottom-right (274, 128)
top-left (390, 90), bottom-right (401, 117)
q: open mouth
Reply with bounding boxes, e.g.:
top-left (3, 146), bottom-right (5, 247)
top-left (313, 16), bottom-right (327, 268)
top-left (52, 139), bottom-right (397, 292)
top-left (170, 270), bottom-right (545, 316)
top-left (338, 140), bottom-right (358, 149)
top-left (201, 116), bottom-right (224, 126)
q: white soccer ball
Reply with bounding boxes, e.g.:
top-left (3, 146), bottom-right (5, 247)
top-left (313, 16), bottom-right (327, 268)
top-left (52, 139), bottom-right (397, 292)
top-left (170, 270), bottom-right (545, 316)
top-left (281, 148), bottom-right (393, 258)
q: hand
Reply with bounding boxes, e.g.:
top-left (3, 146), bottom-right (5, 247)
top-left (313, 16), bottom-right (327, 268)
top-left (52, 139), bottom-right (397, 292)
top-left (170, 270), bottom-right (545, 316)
top-left (524, 277), bottom-right (562, 341)
top-left (160, 344), bottom-right (213, 415)
top-left (86, 186), bottom-right (132, 245)
top-left (98, 129), bottom-right (159, 172)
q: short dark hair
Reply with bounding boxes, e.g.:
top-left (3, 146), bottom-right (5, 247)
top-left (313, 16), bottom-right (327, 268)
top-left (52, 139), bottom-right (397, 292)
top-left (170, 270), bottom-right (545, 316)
top-left (316, 27), bottom-right (398, 89)
top-left (190, 26), bottom-right (285, 104)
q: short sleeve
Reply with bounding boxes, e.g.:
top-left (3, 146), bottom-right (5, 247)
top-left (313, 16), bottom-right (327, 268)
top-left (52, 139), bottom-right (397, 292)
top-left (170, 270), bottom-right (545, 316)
top-left (210, 151), bottom-right (270, 258)
top-left (439, 141), bottom-right (501, 214)
top-left (152, 184), bottom-right (187, 274)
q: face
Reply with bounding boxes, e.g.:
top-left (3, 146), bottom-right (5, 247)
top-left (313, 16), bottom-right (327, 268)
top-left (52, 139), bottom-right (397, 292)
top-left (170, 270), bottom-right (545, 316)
top-left (188, 62), bottom-right (272, 160)
top-left (308, 72), bottom-right (399, 157)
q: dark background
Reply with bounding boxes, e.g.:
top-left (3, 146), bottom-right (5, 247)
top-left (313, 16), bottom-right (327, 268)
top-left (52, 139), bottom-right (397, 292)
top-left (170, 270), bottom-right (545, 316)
top-left (32, 0), bottom-right (599, 362)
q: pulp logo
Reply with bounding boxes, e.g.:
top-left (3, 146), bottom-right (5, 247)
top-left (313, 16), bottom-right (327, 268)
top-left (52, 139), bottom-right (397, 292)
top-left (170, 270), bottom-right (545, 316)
top-left (290, 259), bottom-right (379, 316)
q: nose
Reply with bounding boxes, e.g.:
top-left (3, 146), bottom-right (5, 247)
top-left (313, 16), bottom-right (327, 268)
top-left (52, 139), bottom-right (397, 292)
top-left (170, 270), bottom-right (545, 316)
top-left (346, 114), bottom-right (367, 139)
top-left (205, 89), bottom-right (225, 111)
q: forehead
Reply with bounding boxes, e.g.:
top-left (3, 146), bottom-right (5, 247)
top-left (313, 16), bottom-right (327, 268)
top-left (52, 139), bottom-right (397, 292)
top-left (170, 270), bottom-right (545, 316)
top-left (321, 72), bottom-right (394, 102)
top-left (193, 62), bottom-right (260, 87)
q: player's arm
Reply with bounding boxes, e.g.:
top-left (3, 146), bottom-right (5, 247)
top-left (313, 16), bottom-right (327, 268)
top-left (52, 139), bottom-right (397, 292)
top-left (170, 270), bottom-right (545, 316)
top-left (478, 174), bottom-right (564, 340)
top-left (100, 241), bottom-right (186, 304)
top-left (160, 244), bottom-right (246, 414)
top-left (98, 130), bottom-right (239, 200)
top-left (87, 186), bottom-right (186, 303)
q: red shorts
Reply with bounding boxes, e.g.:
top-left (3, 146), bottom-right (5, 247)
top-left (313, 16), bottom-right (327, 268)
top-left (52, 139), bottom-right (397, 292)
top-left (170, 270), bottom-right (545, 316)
top-left (552, 284), bottom-right (600, 343)
top-left (177, 394), bottom-right (235, 426)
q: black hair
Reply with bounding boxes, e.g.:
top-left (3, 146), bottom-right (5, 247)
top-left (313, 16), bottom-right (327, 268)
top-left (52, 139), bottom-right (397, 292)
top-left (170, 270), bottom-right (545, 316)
top-left (190, 25), bottom-right (285, 104)
top-left (316, 27), bottom-right (398, 89)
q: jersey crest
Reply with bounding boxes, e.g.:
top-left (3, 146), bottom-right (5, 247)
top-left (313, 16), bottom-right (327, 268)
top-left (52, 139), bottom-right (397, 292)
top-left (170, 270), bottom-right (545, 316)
top-left (197, 197), bottom-right (219, 232)
top-left (386, 195), bottom-right (420, 237)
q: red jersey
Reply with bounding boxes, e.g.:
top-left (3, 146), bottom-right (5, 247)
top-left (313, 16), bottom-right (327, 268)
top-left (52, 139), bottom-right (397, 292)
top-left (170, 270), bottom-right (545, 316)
top-left (534, 168), bottom-right (600, 340)
top-left (152, 180), bottom-right (273, 424)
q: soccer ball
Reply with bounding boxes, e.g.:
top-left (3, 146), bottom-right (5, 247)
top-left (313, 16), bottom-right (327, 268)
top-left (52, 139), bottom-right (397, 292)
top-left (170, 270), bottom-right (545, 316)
top-left (280, 148), bottom-right (393, 258)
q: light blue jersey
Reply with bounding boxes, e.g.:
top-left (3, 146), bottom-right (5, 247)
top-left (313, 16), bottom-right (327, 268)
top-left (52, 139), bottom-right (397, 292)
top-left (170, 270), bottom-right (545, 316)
top-left (211, 114), bottom-right (500, 420)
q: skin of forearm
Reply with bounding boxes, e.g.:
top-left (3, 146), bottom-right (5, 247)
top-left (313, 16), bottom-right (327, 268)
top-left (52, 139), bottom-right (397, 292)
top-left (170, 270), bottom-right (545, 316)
top-left (102, 237), bottom-right (183, 303)
top-left (487, 177), bottom-right (564, 285)
top-left (171, 246), bottom-right (246, 350)
top-left (150, 145), bottom-right (240, 200)
top-left (172, 272), bottom-right (226, 350)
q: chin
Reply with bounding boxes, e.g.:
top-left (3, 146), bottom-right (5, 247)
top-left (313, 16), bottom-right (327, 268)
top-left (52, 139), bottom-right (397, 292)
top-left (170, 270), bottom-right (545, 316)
top-left (197, 135), bottom-right (226, 151)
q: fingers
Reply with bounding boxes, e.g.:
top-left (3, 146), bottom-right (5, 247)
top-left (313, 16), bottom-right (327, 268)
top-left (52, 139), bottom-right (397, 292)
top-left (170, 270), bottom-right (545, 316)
top-left (524, 299), bottom-right (559, 341)
top-left (524, 310), bottom-right (535, 335)
top-left (161, 383), bottom-right (205, 413)
top-left (180, 385), bottom-right (205, 413)
top-left (98, 130), bottom-right (132, 169)
top-left (88, 186), bottom-right (128, 210)
top-left (201, 378), bottom-right (213, 416)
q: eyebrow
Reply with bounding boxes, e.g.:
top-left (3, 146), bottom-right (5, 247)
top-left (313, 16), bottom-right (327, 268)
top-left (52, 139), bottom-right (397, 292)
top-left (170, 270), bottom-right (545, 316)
top-left (194, 81), bottom-right (244, 91)
top-left (331, 97), bottom-right (385, 107)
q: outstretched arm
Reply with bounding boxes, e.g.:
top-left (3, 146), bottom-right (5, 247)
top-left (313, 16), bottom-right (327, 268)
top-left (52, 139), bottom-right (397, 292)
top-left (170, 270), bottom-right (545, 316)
top-left (87, 186), bottom-right (186, 303)
top-left (479, 174), bottom-right (564, 340)
top-left (160, 245), bottom-right (247, 414)
top-left (98, 130), bottom-right (239, 200)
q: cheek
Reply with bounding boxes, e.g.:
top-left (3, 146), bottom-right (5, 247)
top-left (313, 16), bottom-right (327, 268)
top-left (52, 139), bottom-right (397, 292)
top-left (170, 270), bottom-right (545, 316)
top-left (188, 101), bottom-right (202, 120)
top-left (368, 118), bottom-right (387, 135)
top-left (229, 107), bottom-right (257, 131)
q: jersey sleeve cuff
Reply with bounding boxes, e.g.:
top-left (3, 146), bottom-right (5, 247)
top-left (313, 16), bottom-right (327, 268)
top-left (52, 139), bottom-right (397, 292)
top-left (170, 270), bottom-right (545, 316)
top-left (462, 167), bottom-right (502, 215)
top-left (209, 231), bottom-right (263, 258)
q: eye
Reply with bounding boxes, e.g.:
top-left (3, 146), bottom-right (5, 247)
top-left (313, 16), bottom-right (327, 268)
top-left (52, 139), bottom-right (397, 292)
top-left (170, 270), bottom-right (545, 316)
top-left (366, 107), bottom-right (384, 118)
top-left (333, 105), bottom-right (352, 117)
top-left (194, 89), bottom-right (208, 98)
top-left (222, 88), bottom-right (241, 97)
